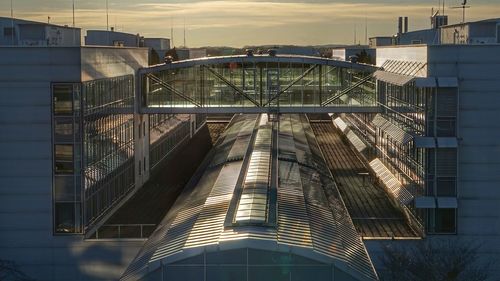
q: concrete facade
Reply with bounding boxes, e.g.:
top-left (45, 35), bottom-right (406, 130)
top-left (0, 17), bottom-right (80, 47)
top-left (85, 30), bottom-right (142, 47)
top-left (441, 19), bottom-right (500, 45)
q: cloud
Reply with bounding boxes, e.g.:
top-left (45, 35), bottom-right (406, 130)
top-left (4, 1), bottom-right (500, 46)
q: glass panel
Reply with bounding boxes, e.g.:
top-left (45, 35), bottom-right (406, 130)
top-left (53, 85), bottom-right (73, 115)
top-left (54, 202), bottom-right (76, 233)
top-left (435, 208), bottom-right (456, 233)
top-left (436, 177), bottom-right (456, 196)
top-left (55, 144), bottom-right (73, 174)
top-left (54, 118), bottom-right (74, 142)
top-left (54, 176), bottom-right (75, 201)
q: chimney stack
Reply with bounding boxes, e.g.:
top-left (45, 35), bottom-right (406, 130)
top-left (398, 17), bottom-right (403, 34)
top-left (404, 17), bottom-right (409, 33)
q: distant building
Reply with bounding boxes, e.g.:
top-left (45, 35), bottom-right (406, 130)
top-left (369, 37), bottom-right (393, 48)
top-left (397, 29), bottom-right (439, 45)
top-left (0, 17), bottom-right (80, 46)
top-left (440, 18), bottom-right (500, 44)
top-left (372, 16), bottom-right (500, 47)
top-left (177, 48), bottom-right (207, 60)
top-left (331, 45), bottom-right (376, 64)
top-left (85, 29), bottom-right (143, 47)
top-left (85, 30), bottom-right (171, 64)
top-left (275, 46), bottom-right (319, 56)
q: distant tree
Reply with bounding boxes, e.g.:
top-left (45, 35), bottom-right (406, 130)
top-left (149, 49), bottom-right (160, 65)
top-left (164, 47), bottom-right (179, 61)
top-left (356, 49), bottom-right (374, 65)
top-left (0, 259), bottom-right (36, 281)
top-left (381, 240), bottom-right (493, 281)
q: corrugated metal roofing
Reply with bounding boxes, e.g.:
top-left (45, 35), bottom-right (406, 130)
top-left (372, 114), bottom-right (413, 144)
top-left (121, 113), bottom-right (378, 281)
top-left (369, 158), bottom-right (414, 205)
top-left (373, 70), bottom-right (415, 86)
top-left (347, 131), bottom-right (367, 152)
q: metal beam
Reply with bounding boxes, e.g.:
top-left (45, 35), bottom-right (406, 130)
top-left (140, 106), bottom-right (383, 114)
top-left (146, 74), bottom-right (201, 107)
top-left (265, 64), bottom-right (318, 106)
top-left (202, 65), bottom-right (261, 107)
top-left (322, 74), bottom-right (373, 106)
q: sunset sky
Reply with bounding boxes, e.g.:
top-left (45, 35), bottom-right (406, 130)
top-left (1, 0), bottom-right (500, 47)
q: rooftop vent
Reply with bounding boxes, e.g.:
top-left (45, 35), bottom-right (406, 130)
top-left (164, 56), bottom-right (174, 64)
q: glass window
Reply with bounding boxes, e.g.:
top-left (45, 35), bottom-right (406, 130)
top-left (55, 144), bottom-right (73, 174)
top-left (435, 208), bottom-right (456, 233)
top-left (436, 117), bottom-right (456, 137)
top-left (436, 177), bottom-right (456, 196)
top-left (54, 176), bottom-right (75, 201)
top-left (53, 85), bottom-right (73, 115)
top-left (54, 118), bottom-right (74, 142)
top-left (54, 203), bottom-right (76, 233)
top-left (3, 27), bottom-right (14, 36)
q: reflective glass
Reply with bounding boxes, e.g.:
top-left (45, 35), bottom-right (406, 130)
top-left (54, 176), bottom-right (75, 201)
top-left (54, 118), bottom-right (74, 142)
top-left (55, 144), bottom-right (73, 174)
top-left (53, 85), bottom-right (73, 115)
top-left (54, 202), bottom-right (76, 233)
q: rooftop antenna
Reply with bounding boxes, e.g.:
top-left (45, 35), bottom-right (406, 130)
top-left (443, 0), bottom-right (445, 16)
top-left (72, 0), bottom-right (75, 27)
top-left (353, 24), bottom-right (357, 45)
top-left (183, 17), bottom-right (186, 48)
top-left (170, 17), bottom-right (174, 48)
top-left (365, 17), bottom-right (368, 45)
top-left (452, 0), bottom-right (470, 24)
top-left (10, 0), bottom-right (14, 45)
top-left (106, 0), bottom-right (109, 31)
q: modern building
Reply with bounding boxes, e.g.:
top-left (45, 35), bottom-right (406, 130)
top-left (370, 16), bottom-right (500, 47)
top-left (334, 44), bottom-right (500, 277)
top-left (0, 17), bottom-right (80, 46)
top-left (440, 18), bottom-right (500, 44)
top-left (2, 14), bottom-right (500, 281)
top-left (0, 44), bottom-right (205, 280)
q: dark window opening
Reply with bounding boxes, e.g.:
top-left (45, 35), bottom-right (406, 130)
top-left (53, 85), bottom-right (74, 115)
top-left (55, 144), bottom-right (74, 174)
top-left (3, 27), bottom-right (14, 37)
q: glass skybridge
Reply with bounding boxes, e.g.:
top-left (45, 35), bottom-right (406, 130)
top-left (138, 55), bottom-right (381, 114)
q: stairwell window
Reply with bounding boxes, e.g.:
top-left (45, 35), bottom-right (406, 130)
top-left (52, 83), bottom-right (83, 234)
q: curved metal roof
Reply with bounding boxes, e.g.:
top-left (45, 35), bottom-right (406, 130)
top-left (139, 54), bottom-right (378, 74)
top-left (121, 114), bottom-right (378, 281)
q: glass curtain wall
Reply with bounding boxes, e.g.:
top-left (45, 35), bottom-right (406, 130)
top-left (149, 114), bottom-right (191, 171)
top-left (144, 62), bottom-right (375, 110)
top-left (82, 75), bottom-right (136, 228)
